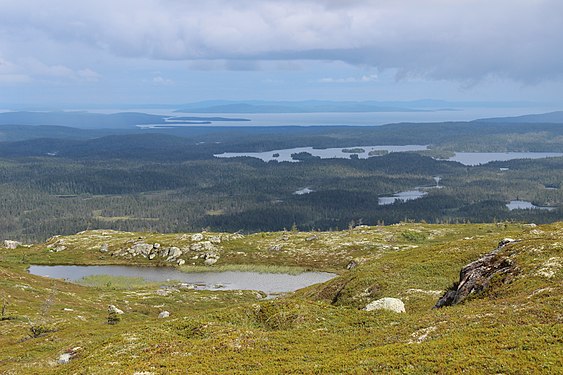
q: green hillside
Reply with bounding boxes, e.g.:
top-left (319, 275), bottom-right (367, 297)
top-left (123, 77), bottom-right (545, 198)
top-left (1, 222), bottom-right (561, 374)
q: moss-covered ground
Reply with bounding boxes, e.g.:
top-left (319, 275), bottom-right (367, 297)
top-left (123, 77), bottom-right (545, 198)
top-left (1, 222), bottom-right (561, 374)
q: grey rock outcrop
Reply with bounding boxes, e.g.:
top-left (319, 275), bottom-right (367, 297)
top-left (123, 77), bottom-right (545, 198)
top-left (3, 240), bottom-right (22, 249)
top-left (166, 247), bottom-right (182, 261)
top-left (190, 241), bottom-right (216, 252)
top-left (364, 297), bottom-right (405, 313)
top-left (434, 238), bottom-right (519, 308)
top-left (131, 243), bottom-right (153, 257)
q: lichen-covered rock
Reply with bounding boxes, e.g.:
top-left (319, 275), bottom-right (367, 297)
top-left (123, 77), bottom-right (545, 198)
top-left (99, 243), bottom-right (109, 253)
top-left (209, 236), bottom-right (221, 244)
top-left (131, 243), bottom-right (153, 257)
top-left (190, 241), bottom-right (216, 252)
top-left (268, 244), bottom-right (283, 252)
top-left (3, 240), bottom-right (22, 249)
top-left (166, 247), bottom-right (182, 261)
top-left (191, 233), bottom-right (204, 242)
top-left (346, 260), bottom-right (358, 270)
top-left (434, 240), bottom-right (519, 308)
top-left (108, 305), bottom-right (124, 314)
top-left (364, 297), bottom-right (405, 313)
top-left (204, 257), bottom-right (218, 266)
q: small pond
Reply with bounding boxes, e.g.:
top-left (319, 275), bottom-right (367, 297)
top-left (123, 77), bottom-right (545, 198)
top-left (378, 190), bottom-right (427, 205)
top-left (28, 265), bottom-right (336, 295)
top-left (506, 200), bottom-right (557, 211)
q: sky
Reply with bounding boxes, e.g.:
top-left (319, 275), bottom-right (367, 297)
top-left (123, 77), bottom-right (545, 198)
top-left (0, 0), bottom-right (562, 109)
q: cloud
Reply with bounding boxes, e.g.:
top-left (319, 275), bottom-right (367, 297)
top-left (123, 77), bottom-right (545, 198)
top-left (152, 75), bottom-right (174, 85)
top-left (0, 56), bottom-right (101, 84)
top-left (0, 0), bottom-right (562, 83)
top-left (319, 74), bottom-right (378, 83)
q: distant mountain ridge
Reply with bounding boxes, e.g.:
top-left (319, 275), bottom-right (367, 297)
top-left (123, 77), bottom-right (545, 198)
top-left (475, 111), bottom-right (563, 123)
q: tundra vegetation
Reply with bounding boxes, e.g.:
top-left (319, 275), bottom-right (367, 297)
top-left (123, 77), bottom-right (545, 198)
top-left (0, 222), bottom-right (561, 373)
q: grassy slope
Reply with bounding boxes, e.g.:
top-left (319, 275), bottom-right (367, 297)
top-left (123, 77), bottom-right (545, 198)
top-left (0, 223), bottom-right (561, 374)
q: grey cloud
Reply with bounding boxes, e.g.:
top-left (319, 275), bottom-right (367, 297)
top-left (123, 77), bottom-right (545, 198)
top-left (1, 0), bottom-right (562, 83)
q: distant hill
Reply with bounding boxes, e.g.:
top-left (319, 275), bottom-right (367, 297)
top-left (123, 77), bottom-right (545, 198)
top-left (0, 111), bottom-right (251, 130)
top-left (0, 111), bottom-right (167, 129)
top-left (475, 111), bottom-right (563, 124)
top-left (174, 100), bottom-right (428, 114)
top-left (0, 133), bottom-right (214, 161)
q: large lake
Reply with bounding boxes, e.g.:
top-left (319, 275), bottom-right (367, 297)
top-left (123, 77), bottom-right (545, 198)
top-left (215, 145), bottom-right (428, 162)
top-left (215, 146), bottom-right (563, 165)
top-left (28, 265), bottom-right (336, 295)
top-left (446, 152), bottom-right (563, 166)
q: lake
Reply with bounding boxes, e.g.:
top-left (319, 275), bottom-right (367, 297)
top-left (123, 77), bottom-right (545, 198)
top-left (215, 145), bottom-right (428, 162)
top-left (28, 265), bottom-right (336, 295)
top-left (506, 200), bottom-right (557, 211)
top-left (378, 190), bottom-right (428, 205)
top-left (446, 152), bottom-right (563, 166)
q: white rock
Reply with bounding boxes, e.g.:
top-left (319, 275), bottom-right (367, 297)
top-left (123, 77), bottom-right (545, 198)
top-left (158, 311), bottom-right (170, 319)
top-left (177, 259), bottom-right (186, 266)
top-left (191, 233), bottom-right (204, 242)
top-left (108, 305), bottom-right (124, 314)
top-left (204, 258), bottom-right (218, 266)
top-left (364, 297), bottom-right (406, 313)
top-left (57, 353), bottom-right (73, 364)
top-left (3, 240), bottom-right (21, 249)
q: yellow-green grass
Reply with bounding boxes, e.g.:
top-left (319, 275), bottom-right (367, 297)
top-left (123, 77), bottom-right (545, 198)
top-left (0, 222), bottom-right (560, 374)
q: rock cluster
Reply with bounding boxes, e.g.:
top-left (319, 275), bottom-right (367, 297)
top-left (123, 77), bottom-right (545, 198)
top-left (434, 238), bottom-right (519, 308)
top-left (3, 240), bottom-right (22, 249)
top-left (47, 239), bottom-right (66, 252)
top-left (109, 233), bottom-right (221, 266)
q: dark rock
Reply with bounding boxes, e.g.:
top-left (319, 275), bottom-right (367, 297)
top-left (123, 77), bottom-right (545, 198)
top-left (346, 260), bottom-right (358, 270)
top-left (434, 240), bottom-right (519, 308)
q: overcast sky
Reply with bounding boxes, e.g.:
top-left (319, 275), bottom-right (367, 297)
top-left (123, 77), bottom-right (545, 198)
top-left (1, 0), bottom-right (562, 108)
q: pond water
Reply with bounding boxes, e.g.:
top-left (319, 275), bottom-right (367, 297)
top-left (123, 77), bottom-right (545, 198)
top-left (214, 145), bottom-right (428, 162)
top-left (28, 265), bottom-right (336, 295)
top-left (378, 190), bottom-right (428, 205)
top-left (446, 152), bottom-right (563, 166)
top-left (506, 200), bottom-right (557, 211)
top-left (294, 187), bottom-right (314, 195)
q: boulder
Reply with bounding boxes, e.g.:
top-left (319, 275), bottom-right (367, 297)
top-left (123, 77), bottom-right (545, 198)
top-left (204, 258), bottom-right (218, 266)
top-left (191, 233), bottom-right (204, 242)
top-left (99, 243), bottom-right (109, 253)
top-left (177, 259), bottom-right (185, 266)
top-left (346, 260), bottom-right (358, 270)
top-left (158, 311), bottom-right (170, 319)
top-left (57, 347), bottom-right (81, 364)
top-left (209, 236), bottom-right (221, 244)
top-left (434, 239), bottom-right (519, 308)
top-left (108, 305), bottom-right (124, 315)
top-left (3, 240), bottom-right (22, 249)
top-left (190, 241), bottom-right (216, 252)
top-left (268, 244), bottom-right (283, 252)
top-left (364, 297), bottom-right (405, 313)
top-left (131, 243), bottom-right (153, 257)
top-left (166, 247), bottom-right (182, 261)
